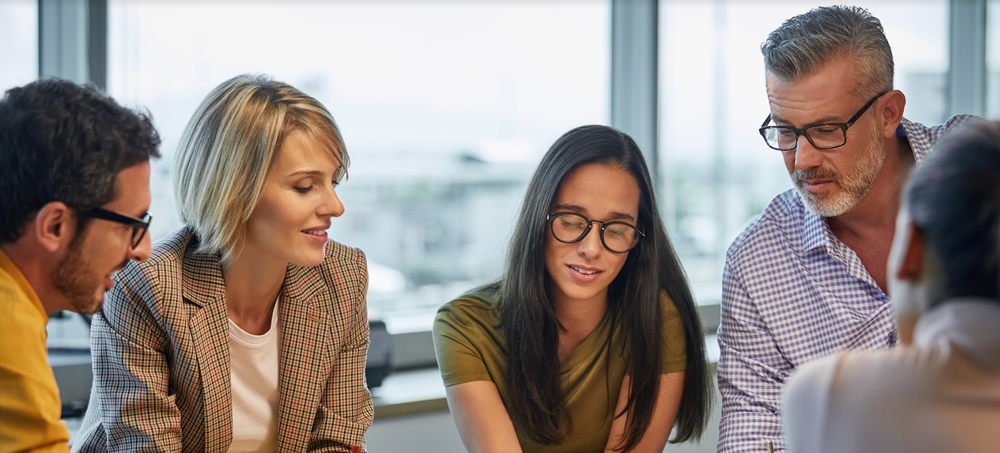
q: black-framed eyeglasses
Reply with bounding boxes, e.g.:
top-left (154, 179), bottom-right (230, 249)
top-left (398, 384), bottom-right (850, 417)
top-left (546, 212), bottom-right (644, 254)
top-left (79, 207), bottom-right (152, 249)
top-left (759, 91), bottom-right (887, 151)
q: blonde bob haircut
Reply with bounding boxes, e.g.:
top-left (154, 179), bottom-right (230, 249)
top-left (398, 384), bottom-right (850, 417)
top-left (173, 74), bottom-right (348, 264)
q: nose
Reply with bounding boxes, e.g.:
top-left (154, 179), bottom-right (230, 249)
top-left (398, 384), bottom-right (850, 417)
top-left (575, 224), bottom-right (604, 259)
top-left (323, 185), bottom-right (346, 218)
top-left (793, 134), bottom-right (823, 171)
top-left (128, 232), bottom-right (152, 262)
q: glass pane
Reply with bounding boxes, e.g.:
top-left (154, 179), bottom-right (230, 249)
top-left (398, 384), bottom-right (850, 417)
top-left (989, 0), bottom-right (1000, 120)
top-left (0, 0), bottom-right (38, 92)
top-left (658, 1), bottom-right (949, 304)
top-left (108, 1), bottom-right (609, 326)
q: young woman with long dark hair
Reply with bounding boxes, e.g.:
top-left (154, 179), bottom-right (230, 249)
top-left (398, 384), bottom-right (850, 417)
top-left (434, 125), bottom-right (711, 452)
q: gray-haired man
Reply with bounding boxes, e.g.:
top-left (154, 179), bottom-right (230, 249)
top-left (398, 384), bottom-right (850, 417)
top-left (717, 6), bottom-right (976, 452)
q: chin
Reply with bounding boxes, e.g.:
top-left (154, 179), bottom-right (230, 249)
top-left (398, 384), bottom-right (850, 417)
top-left (292, 251), bottom-right (327, 268)
top-left (799, 190), bottom-right (854, 217)
top-left (556, 283), bottom-right (606, 304)
top-left (70, 293), bottom-right (104, 315)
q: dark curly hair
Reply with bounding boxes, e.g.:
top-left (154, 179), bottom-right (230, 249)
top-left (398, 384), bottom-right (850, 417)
top-left (0, 79), bottom-right (161, 243)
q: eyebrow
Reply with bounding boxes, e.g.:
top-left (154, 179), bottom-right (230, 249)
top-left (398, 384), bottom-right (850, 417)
top-left (770, 113), bottom-right (844, 127)
top-left (285, 170), bottom-right (325, 179)
top-left (552, 204), bottom-right (636, 222)
top-left (286, 166), bottom-right (347, 181)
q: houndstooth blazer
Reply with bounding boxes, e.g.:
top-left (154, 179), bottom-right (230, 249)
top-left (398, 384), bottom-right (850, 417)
top-left (73, 227), bottom-right (373, 452)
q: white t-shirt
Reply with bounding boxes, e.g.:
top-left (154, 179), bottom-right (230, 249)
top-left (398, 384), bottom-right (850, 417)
top-left (226, 299), bottom-right (280, 453)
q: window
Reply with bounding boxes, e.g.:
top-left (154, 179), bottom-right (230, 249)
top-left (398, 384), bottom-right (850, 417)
top-left (107, 1), bottom-right (610, 330)
top-left (0, 0), bottom-right (38, 91)
top-left (657, 1), bottom-right (949, 305)
top-left (989, 0), bottom-right (1000, 119)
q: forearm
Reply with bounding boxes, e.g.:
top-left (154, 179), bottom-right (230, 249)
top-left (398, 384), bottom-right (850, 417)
top-left (445, 382), bottom-right (523, 453)
top-left (718, 261), bottom-right (786, 452)
top-left (717, 333), bottom-right (787, 452)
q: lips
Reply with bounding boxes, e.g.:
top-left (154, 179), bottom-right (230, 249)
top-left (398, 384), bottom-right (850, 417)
top-left (567, 264), bottom-right (602, 282)
top-left (801, 179), bottom-right (835, 193)
top-left (302, 225), bottom-right (329, 244)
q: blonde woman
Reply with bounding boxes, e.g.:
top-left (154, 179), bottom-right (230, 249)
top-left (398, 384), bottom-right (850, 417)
top-left (75, 75), bottom-right (372, 452)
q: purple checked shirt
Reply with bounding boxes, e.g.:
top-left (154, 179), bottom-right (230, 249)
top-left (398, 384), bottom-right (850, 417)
top-left (716, 115), bottom-right (977, 453)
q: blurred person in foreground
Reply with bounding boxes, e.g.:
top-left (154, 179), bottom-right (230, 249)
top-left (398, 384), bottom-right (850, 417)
top-left (434, 125), bottom-right (711, 452)
top-left (717, 6), bottom-right (977, 451)
top-left (74, 74), bottom-right (373, 452)
top-left (782, 119), bottom-right (1000, 453)
top-left (0, 79), bottom-right (160, 452)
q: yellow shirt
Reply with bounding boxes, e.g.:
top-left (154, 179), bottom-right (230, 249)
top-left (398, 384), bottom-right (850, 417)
top-left (0, 249), bottom-right (71, 452)
top-left (433, 289), bottom-right (686, 453)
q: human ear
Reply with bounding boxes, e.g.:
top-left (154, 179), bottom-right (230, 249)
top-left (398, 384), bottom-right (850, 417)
top-left (894, 221), bottom-right (925, 282)
top-left (33, 201), bottom-right (76, 253)
top-left (878, 90), bottom-right (906, 139)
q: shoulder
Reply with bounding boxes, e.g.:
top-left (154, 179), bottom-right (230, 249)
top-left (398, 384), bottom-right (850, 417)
top-left (0, 269), bottom-right (36, 319)
top-left (658, 290), bottom-right (678, 316)
top-left (435, 290), bottom-right (501, 332)
top-left (784, 347), bottom-right (928, 415)
top-left (323, 239), bottom-right (367, 269)
top-left (98, 228), bottom-right (201, 345)
top-left (903, 115), bottom-right (982, 161)
top-left (111, 227), bottom-right (217, 309)
top-left (784, 347), bottom-right (933, 451)
top-left (658, 290), bottom-right (688, 371)
top-left (305, 239), bottom-right (368, 301)
top-left (434, 289), bottom-right (504, 354)
top-left (120, 227), bottom-right (199, 286)
top-left (297, 240), bottom-right (369, 318)
top-left (726, 189), bottom-right (803, 267)
top-left (316, 239), bottom-right (368, 286)
top-left (433, 290), bottom-right (503, 385)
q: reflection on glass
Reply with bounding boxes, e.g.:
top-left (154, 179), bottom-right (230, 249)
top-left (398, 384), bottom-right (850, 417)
top-left (658, 1), bottom-right (948, 304)
top-left (108, 1), bottom-right (609, 323)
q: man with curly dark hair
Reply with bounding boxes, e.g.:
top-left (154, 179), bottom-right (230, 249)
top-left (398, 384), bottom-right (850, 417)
top-left (0, 79), bottom-right (160, 451)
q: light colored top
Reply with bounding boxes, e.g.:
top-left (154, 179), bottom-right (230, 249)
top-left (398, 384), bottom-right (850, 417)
top-left (0, 248), bottom-right (71, 453)
top-left (783, 299), bottom-right (1000, 453)
top-left (227, 298), bottom-right (281, 453)
top-left (717, 115), bottom-right (979, 452)
top-left (433, 289), bottom-right (686, 453)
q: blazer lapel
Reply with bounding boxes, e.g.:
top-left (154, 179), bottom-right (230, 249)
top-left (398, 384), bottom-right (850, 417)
top-left (275, 263), bottom-right (334, 452)
top-left (182, 249), bottom-right (233, 453)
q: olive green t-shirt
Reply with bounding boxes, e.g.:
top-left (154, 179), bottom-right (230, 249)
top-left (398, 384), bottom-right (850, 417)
top-left (432, 290), bottom-right (687, 453)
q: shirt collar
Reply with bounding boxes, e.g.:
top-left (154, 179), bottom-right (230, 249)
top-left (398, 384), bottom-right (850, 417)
top-left (0, 247), bottom-right (47, 320)
top-left (899, 118), bottom-right (931, 164)
top-left (802, 206), bottom-right (832, 253)
top-left (915, 298), bottom-right (1000, 368)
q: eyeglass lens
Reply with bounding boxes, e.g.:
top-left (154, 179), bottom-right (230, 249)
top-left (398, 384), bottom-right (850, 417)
top-left (550, 213), bottom-right (639, 252)
top-left (763, 125), bottom-right (845, 150)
